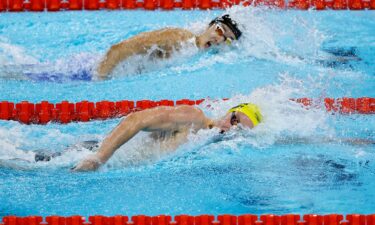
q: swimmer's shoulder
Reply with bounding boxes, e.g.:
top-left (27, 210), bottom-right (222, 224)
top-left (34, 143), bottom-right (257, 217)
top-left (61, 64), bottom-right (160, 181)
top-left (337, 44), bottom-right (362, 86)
top-left (140, 105), bottom-right (204, 119)
top-left (183, 105), bottom-right (204, 114)
top-left (168, 105), bottom-right (204, 115)
top-left (149, 28), bottom-right (195, 42)
top-left (162, 28), bottom-right (195, 39)
top-left (174, 105), bottom-right (209, 124)
top-left (136, 105), bottom-right (196, 114)
top-left (120, 28), bottom-right (195, 49)
top-left (137, 106), bottom-right (208, 131)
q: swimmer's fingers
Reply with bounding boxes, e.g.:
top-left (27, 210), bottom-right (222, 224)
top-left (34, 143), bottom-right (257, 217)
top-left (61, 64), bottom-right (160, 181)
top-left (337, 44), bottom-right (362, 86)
top-left (71, 160), bottom-right (100, 172)
top-left (71, 156), bottom-right (101, 172)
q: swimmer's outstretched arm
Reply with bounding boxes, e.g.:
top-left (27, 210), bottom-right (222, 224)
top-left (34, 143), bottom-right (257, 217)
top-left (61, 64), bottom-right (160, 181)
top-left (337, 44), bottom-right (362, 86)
top-left (72, 112), bottom-right (147, 171)
top-left (72, 106), bottom-right (208, 172)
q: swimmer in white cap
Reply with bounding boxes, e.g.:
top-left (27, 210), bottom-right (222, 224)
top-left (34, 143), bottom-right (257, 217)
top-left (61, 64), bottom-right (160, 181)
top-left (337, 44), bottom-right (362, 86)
top-left (96, 14), bottom-right (242, 79)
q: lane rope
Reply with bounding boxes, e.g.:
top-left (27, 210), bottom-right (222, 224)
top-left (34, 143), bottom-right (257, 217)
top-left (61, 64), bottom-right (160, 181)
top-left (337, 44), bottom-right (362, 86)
top-left (0, 0), bottom-right (374, 11)
top-left (1, 214), bottom-right (375, 225)
top-left (0, 97), bottom-right (373, 125)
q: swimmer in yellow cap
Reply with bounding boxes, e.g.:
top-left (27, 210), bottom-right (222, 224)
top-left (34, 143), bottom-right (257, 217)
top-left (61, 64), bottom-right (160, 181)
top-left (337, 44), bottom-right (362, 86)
top-left (72, 103), bottom-right (260, 171)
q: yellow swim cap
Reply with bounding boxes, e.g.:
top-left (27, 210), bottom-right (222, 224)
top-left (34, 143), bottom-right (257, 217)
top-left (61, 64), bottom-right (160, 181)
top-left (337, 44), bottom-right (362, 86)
top-left (228, 103), bottom-right (263, 127)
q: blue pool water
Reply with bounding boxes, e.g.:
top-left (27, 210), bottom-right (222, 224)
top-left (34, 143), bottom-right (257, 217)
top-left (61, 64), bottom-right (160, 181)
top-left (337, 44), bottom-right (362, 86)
top-left (0, 8), bottom-right (374, 217)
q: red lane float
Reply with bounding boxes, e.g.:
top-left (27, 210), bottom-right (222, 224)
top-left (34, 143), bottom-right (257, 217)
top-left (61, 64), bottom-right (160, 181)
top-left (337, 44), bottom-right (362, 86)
top-left (181, 0), bottom-right (195, 9)
top-left (35, 101), bottom-right (54, 124)
top-left (47, 0), bottom-right (61, 11)
top-left (8, 0), bottom-right (24, 11)
top-left (68, 0), bottom-right (83, 9)
top-left (15, 101), bottom-right (35, 124)
top-left (89, 215), bottom-right (128, 225)
top-left (45, 216), bottom-right (66, 225)
top-left (288, 0), bottom-right (309, 9)
top-left (2, 215), bottom-right (375, 225)
top-left (0, 101), bottom-right (14, 120)
top-left (332, 0), bottom-right (348, 9)
top-left (311, 0), bottom-right (325, 9)
top-left (144, 0), bottom-right (157, 9)
top-left (0, 0), bottom-right (7, 11)
top-left (160, 0), bottom-right (175, 9)
top-left (106, 0), bottom-right (120, 9)
top-left (122, 0), bottom-right (136, 8)
top-left (0, 97), bottom-right (373, 125)
top-left (30, 0), bottom-right (45, 11)
top-left (84, 0), bottom-right (100, 10)
top-left (303, 214), bottom-right (323, 225)
top-left (346, 215), bottom-right (366, 225)
top-left (349, 0), bottom-right (364, 9)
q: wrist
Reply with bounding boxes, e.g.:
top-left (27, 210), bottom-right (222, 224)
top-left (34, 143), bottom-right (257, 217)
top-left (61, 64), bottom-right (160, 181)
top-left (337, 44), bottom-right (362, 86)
top-left (87, 154), bottom-right (103, 165)
top-left (95, 152), bottom-right (108, 164)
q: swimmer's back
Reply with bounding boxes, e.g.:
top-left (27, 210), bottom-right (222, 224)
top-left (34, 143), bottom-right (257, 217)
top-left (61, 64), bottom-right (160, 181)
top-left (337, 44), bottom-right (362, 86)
top-left (97, 28), bottom-right (196, 78)
top-left (116, 28), bottom-right (196, 52)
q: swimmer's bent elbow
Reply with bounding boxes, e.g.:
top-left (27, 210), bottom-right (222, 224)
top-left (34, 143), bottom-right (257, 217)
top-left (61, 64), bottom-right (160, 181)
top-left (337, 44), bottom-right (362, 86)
top-left (97, 43), bottom-right (127, 78)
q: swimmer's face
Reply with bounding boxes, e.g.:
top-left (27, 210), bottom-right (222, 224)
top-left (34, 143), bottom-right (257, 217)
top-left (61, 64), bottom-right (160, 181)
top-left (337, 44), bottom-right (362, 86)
top-left (201, 23), bottom-right (237, 48)
top-left (218, 111), bottom-right (254, 133)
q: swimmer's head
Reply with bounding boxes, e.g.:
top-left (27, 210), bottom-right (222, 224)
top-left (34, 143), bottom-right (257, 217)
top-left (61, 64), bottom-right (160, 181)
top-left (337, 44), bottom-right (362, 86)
top-left (209, 15), bottom-right (242, 40)
top-left (217, 103), bottom-right (262, 133)
top-left (197, 14), bottom-right (242, 49)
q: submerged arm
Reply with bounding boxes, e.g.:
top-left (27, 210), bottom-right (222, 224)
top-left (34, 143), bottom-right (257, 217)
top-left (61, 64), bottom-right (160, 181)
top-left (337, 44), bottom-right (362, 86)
top-left (96, 40), bottom-right (148, 79)
top-left (96, 29), bottom-right (192, 79)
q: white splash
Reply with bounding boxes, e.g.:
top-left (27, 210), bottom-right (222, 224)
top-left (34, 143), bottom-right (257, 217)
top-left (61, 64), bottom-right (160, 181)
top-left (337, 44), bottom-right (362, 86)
top-left (0, 39), bottom-right (38, 65)
top-left (159, 73), bottom-right (329, 153)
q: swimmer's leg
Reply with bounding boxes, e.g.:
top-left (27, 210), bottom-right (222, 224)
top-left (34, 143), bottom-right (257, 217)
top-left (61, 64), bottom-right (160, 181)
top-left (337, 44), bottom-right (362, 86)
top-left (0, 64), bottom-right (33, 80)
top-left (25, 69), bottom-right (93, 82)
top-left (324, 47), bottom-right (359, 59)
top-left (317, 47), bottom-right (361, 68)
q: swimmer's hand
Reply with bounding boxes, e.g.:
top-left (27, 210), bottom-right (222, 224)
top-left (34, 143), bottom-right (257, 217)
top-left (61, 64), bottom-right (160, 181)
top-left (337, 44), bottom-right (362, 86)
top-left (71, 155), bottom-right (101, 172)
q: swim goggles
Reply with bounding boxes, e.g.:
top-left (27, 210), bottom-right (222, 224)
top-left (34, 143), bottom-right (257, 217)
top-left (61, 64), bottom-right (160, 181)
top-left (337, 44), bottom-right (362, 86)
top-left (230, 111), bottom-right (239, 126)
top-left (214, 23), bottom-right (234, 45)
top-left (218, 111), bottom-right (240, 134)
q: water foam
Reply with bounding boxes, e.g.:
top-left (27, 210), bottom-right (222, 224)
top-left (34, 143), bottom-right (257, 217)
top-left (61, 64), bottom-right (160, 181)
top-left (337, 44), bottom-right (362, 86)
top-left (0, 39), bottom-right (38, 65)
top-left (0, 122), bottom-right (101, 170)
top-left (166, 6), bottom-right (334, 76)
